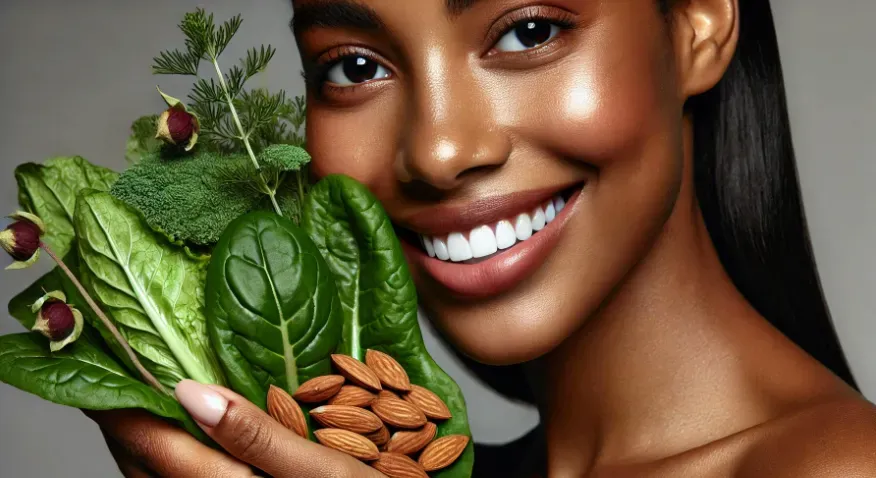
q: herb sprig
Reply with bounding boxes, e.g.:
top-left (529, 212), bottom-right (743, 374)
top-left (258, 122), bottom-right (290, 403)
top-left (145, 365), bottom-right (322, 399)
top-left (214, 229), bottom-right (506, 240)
top-left (151, 8), bottom-right (306, 217)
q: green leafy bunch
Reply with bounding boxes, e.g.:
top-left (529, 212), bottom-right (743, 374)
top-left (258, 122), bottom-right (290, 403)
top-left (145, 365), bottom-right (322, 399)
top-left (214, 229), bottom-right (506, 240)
top-left (0, 8), bottom-right (475, 478)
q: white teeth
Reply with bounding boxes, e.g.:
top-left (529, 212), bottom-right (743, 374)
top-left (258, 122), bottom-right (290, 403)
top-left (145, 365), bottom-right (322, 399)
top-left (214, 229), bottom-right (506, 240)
top-left (433, 237), bottom-right (450, 260)
top-left (469, 225), bottom-right (498, 259)
top-left (447, 232), bottom-right (473, 262)
top-left (422, 235), bottom-right (436, 257)
top-left (545, 202), bottom-right (556, 223)
top-left (531, 207), bottom-right (546, 231)
top-left (515, 213), bottom-right (533, 241)
top-left (495, 220), bottom-right (517, 250)
top-left (417, 194), bottom-right (570, 262)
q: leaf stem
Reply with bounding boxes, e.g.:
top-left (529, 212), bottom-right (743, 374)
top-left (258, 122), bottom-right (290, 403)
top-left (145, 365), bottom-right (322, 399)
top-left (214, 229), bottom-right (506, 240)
top-left (209, 57), bottom-right (283, 216)
top-left (40, 242), bottom-right (170, 397)
top-left (296, 170), bottom-right (306, 222)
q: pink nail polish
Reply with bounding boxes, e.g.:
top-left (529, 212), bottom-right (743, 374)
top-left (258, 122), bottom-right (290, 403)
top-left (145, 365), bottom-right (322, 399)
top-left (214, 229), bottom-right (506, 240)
top-left (175, 379), bottom-right (228, 427)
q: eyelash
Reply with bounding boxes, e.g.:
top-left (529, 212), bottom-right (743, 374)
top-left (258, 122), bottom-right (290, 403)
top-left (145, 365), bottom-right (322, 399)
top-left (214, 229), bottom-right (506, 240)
top-left (487, 6), bottom-right (577, 51)
top-left (304, 46), bottom-right (384, 94)
top-left (307, 6), bottom-right (577, 97)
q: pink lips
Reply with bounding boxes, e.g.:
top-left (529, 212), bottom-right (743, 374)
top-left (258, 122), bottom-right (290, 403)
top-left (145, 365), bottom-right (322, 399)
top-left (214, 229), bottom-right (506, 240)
top-left (401, 188), bottom-right (582, 299)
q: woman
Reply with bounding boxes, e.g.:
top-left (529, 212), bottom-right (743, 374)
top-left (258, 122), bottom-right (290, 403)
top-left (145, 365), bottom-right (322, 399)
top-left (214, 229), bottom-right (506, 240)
top-left (90, 0), bottom-right (876, 476)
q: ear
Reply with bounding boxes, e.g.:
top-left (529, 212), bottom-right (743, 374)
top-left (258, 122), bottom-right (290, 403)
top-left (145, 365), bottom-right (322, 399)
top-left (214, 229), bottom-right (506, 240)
top-left (670, 0), bottom-right (739, 98)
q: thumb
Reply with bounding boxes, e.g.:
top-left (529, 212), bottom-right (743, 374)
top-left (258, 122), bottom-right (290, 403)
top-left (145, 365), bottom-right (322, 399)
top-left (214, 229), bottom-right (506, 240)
top-left (175, 380), bottom-right (383, 478)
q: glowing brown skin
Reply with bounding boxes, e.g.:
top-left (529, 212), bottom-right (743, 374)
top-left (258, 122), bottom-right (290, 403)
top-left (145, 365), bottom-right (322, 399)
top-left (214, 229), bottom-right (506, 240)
top-left (88, 1), bottom-right (876, 477)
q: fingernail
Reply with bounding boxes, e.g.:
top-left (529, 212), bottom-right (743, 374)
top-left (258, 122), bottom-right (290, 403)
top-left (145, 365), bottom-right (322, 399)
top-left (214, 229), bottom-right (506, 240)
top-left (175, 379), bottom-right (228, 427)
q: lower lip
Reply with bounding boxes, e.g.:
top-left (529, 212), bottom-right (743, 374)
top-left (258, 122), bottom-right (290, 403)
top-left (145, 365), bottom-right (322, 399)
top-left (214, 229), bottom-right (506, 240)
top-left (402, 188), bottom-right (583, 300)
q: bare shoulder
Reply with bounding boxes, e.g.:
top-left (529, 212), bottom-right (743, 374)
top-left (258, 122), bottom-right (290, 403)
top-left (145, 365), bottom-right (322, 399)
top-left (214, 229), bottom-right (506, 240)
top-left (736, 398), bottom-right (876, 478)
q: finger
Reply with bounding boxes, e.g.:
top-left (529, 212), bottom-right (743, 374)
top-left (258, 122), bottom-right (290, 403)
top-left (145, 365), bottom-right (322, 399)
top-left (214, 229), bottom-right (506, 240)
top-left (176, 380), bottom-right (385, 478)
top-left (88, 408), bottom-right (255, 478)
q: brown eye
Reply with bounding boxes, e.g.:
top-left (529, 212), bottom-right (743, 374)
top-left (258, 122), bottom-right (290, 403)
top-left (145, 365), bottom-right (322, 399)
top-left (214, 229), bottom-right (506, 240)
top-left (495, 20), bottom-right (560, 52)
top-left (325, 55), bottom-right (390, 86)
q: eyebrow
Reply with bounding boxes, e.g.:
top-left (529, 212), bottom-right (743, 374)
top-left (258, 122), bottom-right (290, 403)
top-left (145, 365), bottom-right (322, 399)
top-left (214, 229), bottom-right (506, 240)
top-left (445, 0), bottom-right (484, 17)
top-left (292, 0), bottom-right (485, 35)
top-left (291, 1), bottom-right (385, 36)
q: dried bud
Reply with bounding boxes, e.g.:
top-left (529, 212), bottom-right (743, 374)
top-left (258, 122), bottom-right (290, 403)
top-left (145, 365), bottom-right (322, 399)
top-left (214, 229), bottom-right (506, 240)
top-left (1, 211), bottom-right (44, 270)
top-left (31, 291), bottom-right (84, 352)
top-left (155, 87), bottom-right (200, 151)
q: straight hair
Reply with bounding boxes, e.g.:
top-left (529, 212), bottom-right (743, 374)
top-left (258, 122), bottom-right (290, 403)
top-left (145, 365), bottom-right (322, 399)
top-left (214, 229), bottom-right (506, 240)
top-left (679, 0), bottom-right (858, 388)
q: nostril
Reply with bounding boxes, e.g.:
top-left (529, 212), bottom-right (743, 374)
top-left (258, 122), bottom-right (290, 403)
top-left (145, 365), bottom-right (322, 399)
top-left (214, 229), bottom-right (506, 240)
top-left (399, 180), bottom-right (448, 201)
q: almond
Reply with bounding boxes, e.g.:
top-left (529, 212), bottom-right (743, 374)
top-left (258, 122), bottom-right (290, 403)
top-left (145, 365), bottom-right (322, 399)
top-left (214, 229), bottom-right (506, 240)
top-left (365, 424), bottom-right (391, 447)
top-left (371, 452), bottom-right (429, 478)
top-left (309, 405), bottom-right (383, 434)
top-left (418, 435), bottom-right (470, 471)
top-left (266, 385), bottom-right (308, 438)
top-left (403, 385), bottom-right (452, 420)
top-left (293, 374), bottom-right (345, 403)
top-left (332, 354), bottom-right (382, 392)
top-left (328, 385), bottom-right (376, 407)
top-left (386, 422), bottom-right (437, 455)
top-left (314, 428), bottom-right (380, 461)
top-left (378, 390), bottom-right (400, 401)
top-left (371, 396), bottom-right (427, 429)
top-left (365, 349), bottom-right (411, 392)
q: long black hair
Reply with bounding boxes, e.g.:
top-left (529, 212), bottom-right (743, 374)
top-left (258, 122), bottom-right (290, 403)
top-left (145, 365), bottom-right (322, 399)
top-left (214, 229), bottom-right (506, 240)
top-left (681, 0), bottom-right (858, 389)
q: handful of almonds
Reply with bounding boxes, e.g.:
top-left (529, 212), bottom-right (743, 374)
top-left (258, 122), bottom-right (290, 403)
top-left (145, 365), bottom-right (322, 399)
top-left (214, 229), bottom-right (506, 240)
top-left (266, 349), bottom-right (470, 477)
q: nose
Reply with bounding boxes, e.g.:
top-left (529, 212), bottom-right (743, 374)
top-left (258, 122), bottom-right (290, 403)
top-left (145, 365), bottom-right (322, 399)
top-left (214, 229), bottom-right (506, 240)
top-left (396, 59), bottom-right (510, 191)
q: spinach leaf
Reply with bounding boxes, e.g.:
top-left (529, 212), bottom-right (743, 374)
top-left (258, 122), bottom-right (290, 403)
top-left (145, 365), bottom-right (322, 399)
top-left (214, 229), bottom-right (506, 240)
top-left (205, 212), bottom-right (341, 409)
top-left (0, 333), bottom-right (185, 419)
top-left (302, 175), bottom-right (474, 478)
top-left (74, 190), bottom-right (226, 389)
top-left (15, 156), bottom-right (118, 259)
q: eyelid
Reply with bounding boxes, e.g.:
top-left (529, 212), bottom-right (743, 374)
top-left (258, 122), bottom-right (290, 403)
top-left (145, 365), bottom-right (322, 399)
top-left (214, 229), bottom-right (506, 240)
top-left (484, 5), bottom-right (577, 51)
top-left (310, 46), bottom-right (394, 86)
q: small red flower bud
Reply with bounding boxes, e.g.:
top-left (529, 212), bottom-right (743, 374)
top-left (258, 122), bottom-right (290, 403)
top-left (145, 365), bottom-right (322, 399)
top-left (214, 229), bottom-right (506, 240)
top-left (154, 87), bottom-right (200, 151)
top-left (40, 301), bottom-right (76, 341)
top-left (166, 108), bottom-right (197, 143)
top-left (1, 211), bottom-right (45, 270)
top-left (31, 291), bottom-right (84, 352)
top-left (2, 220), bottom-right (41, 261)
top-left (156, 103), bottom-right (200, 151)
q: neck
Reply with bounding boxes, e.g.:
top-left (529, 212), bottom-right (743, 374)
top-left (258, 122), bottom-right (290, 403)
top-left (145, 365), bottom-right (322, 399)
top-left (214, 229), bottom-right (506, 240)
top-left (528, 120), bottom-right (848, 475)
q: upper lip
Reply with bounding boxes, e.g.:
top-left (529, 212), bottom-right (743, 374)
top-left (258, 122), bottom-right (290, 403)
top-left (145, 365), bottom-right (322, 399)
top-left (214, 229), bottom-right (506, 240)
top-left (394, 182), bottom-right (581, 236)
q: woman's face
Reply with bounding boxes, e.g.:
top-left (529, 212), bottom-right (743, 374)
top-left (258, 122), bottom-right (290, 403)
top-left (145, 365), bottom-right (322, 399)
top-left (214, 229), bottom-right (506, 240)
top-left (294, 0), bottom-right (688, 365)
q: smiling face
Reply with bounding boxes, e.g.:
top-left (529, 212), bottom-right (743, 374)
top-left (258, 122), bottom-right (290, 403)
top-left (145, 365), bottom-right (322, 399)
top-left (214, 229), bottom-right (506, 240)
top-left (293, 0), bottom-right (690, 365)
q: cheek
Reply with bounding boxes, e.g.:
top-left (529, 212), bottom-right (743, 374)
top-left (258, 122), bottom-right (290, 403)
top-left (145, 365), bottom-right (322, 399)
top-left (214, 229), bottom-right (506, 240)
top-left (306, 100), bottom-right (398, 192)
top-left (502, 32), bottom-right (679, 166)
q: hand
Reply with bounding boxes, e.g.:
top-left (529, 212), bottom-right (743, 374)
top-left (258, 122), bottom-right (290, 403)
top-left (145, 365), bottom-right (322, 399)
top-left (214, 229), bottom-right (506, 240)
top-left (174, 380), bottom-right (386, 478)
top-left (86, 408), bottom-right (254, 477)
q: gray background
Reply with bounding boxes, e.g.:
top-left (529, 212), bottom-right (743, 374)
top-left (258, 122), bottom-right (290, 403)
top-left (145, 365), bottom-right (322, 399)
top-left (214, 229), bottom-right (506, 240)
top-left (0, 1), bottom-right (873, 476)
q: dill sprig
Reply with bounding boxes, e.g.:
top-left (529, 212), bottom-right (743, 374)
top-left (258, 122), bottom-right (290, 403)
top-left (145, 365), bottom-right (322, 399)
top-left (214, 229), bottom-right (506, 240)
top-left (151, 8), bottom-right (307, 218)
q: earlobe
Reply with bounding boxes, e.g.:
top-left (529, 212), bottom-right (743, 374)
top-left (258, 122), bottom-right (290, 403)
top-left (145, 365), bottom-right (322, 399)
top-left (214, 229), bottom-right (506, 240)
top-left (671, 0), bottom-right (739, 98)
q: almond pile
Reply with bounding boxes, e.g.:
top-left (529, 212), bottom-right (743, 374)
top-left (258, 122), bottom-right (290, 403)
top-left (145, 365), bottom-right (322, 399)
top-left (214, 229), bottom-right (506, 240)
top-left (266, 349), bottom-right (469, 477)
